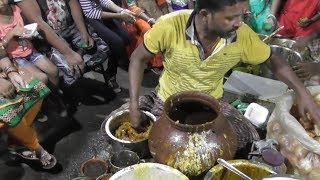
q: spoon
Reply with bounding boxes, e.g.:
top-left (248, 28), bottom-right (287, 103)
top-left (217, 158), bottom-right (253, 180)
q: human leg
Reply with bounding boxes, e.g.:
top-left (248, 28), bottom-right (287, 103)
top-left (5, 100), bottom-right (57, 169)
top-left (87, 19), bottom-right (128, 77)
top-left (6, 100), bottom-right (42, 149)
top-left (14, 57), bottom-right (49, 85)
top-left (86, 19), bottom-right (128, 93)
top-left (31, 51), bottom-right (59, 87)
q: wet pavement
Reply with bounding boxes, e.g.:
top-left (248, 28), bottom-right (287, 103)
top-left (0, 68), bottom-right (159, 180)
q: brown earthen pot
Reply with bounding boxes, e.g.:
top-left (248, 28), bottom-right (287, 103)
top-left (148, 91), bottom-right (238, 177)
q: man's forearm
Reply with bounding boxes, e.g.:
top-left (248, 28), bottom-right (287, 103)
top-left (69, 0), bottom-right (90, 36)
top-left (268, 52), bottom-right (308, 95)
top-left (18, 0), bottom-right (74, 56)
top-left (129, 53), bottom-right (147, 110)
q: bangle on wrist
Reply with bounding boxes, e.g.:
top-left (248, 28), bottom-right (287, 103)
top-left (2, 38), bottom-right (7, 44)
top-left (119, 8), bottom-right (124, 13)
top-left (1, 38), bottom-right (7, 47)
top-left (3, 66), bottom-right (12, 73)
top-left (5, 69), bottom-right (18, 77)
top-left (267, 14), bottom-right (276, 20)
top-left (135, 9), bottom-right (144, 18)
top-left (147, 18), bottom-right (155, 24)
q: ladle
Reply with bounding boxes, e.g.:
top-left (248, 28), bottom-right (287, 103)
top-left (217, 158), bottom-right (253, 180)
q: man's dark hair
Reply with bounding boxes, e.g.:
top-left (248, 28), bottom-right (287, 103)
top-left (195, 0), bottom-right (247, 13)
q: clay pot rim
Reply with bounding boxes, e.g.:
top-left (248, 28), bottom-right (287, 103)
top-left (163, 91), bottom-right (222, 131)
top-left (80, 158), bottom-right (109, 178)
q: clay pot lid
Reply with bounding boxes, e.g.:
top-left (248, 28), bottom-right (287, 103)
top-left (261, 148), bottom-right (284, 166)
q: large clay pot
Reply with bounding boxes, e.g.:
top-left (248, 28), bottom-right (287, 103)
top-left (148, 91), bottom-right (238, 177)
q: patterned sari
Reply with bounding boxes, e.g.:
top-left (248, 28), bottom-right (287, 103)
top-left (123, 0), bottom-right (163, 67)
top-left (0, 77), bottom-right (50, 127)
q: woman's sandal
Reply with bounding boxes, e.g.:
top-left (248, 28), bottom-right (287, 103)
top-left (8, 146), bottom-right (38, 160)
top-left (9, 147), bottom-right (57, 169)
top-left (39, 150), bottom-right (57, 169)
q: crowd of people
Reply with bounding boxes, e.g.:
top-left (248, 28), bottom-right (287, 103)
top-left (1, 0), bottom-right (320, 171)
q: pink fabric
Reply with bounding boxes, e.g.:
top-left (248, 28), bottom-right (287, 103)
top-left (277, 0), bottom-right (320, 37)
top-left (0, 5), bottom-right (32, 58)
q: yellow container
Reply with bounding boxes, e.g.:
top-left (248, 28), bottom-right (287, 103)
top-left (204, 160), bottom-right (274, 180)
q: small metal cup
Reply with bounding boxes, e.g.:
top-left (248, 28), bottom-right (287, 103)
top-left (109, 150), bottom-right (140, 174)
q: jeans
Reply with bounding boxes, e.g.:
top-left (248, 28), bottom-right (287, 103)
top-left (86, 18), bottom-right (131, 77)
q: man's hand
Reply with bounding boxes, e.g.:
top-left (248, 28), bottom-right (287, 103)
top-left (148, 18), bottom-right (156, 26)
top-left (298, 17), bottom-right (312, 27)
top-left (0, 78), bottom-right (17, 99)
top-left (293, 62), bottom-right (320, 81)
top-left (130, 108), bottom-right (149, 132)
top-left (120, 9), bottom-right (136, 24)
top-left (81, 34), bottom-right (94, 48)
top-left (297, 92), bottom-right (320, 126)
top-left (8, 72), bottom-right (26, 89)
top-left (65, 52), bottom-right (85, 76)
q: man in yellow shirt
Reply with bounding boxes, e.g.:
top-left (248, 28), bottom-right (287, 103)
top-left (129, 0), bottom-right (320, 131)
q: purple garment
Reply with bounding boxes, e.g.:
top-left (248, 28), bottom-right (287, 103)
top-left (172, 3), bottom-right (188, 11)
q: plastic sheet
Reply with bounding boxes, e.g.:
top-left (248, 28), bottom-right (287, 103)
top-left (267, 86), bottom-right (320, 179)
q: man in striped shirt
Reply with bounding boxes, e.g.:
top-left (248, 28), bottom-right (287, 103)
top-left (79, 0), bottom-right (136, 93)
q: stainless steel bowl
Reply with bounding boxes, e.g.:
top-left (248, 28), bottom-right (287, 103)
top-left (104, 110), bottom-right (156, 158)
top-left (259, 45), bottom-right (303, 79)
top-left (109, 150), bottom-right (140, 174)
top-left (270, 45), bottom-right (303, 66)
top-left (258, 34), bottom-right (297, 48)
top-left (269, 38), bottom-right (297, 48)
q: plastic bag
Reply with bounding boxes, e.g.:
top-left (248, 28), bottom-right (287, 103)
top-left (267, 86), bottom-right (320, 179)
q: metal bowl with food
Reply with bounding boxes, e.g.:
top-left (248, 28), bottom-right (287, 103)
top-left (104, 109), bottom-right (156, 158)
top-left (204, 160), bottom-right (275, 180)
top-left (109, 163), bottom-right (188, 180)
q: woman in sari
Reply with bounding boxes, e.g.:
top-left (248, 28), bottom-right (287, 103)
top-left (0, 49), bottom-right (56, 169)
top-left (270, 0), bottom-right (320, 37)
top-left (122, 0), bottom-right (163, 73)
top-left (244, 0), bottom-right (274, 35)
top-left (270, 0), bottom-right (320, 86)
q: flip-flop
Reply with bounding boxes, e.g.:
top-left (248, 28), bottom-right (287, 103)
top-left (8, 146), bottom-right (38, 160)
top-left (9, 147), bottom-right (57, 169)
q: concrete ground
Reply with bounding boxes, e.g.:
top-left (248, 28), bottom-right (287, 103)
top-left (0, 66), bottom-right (159, 180)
